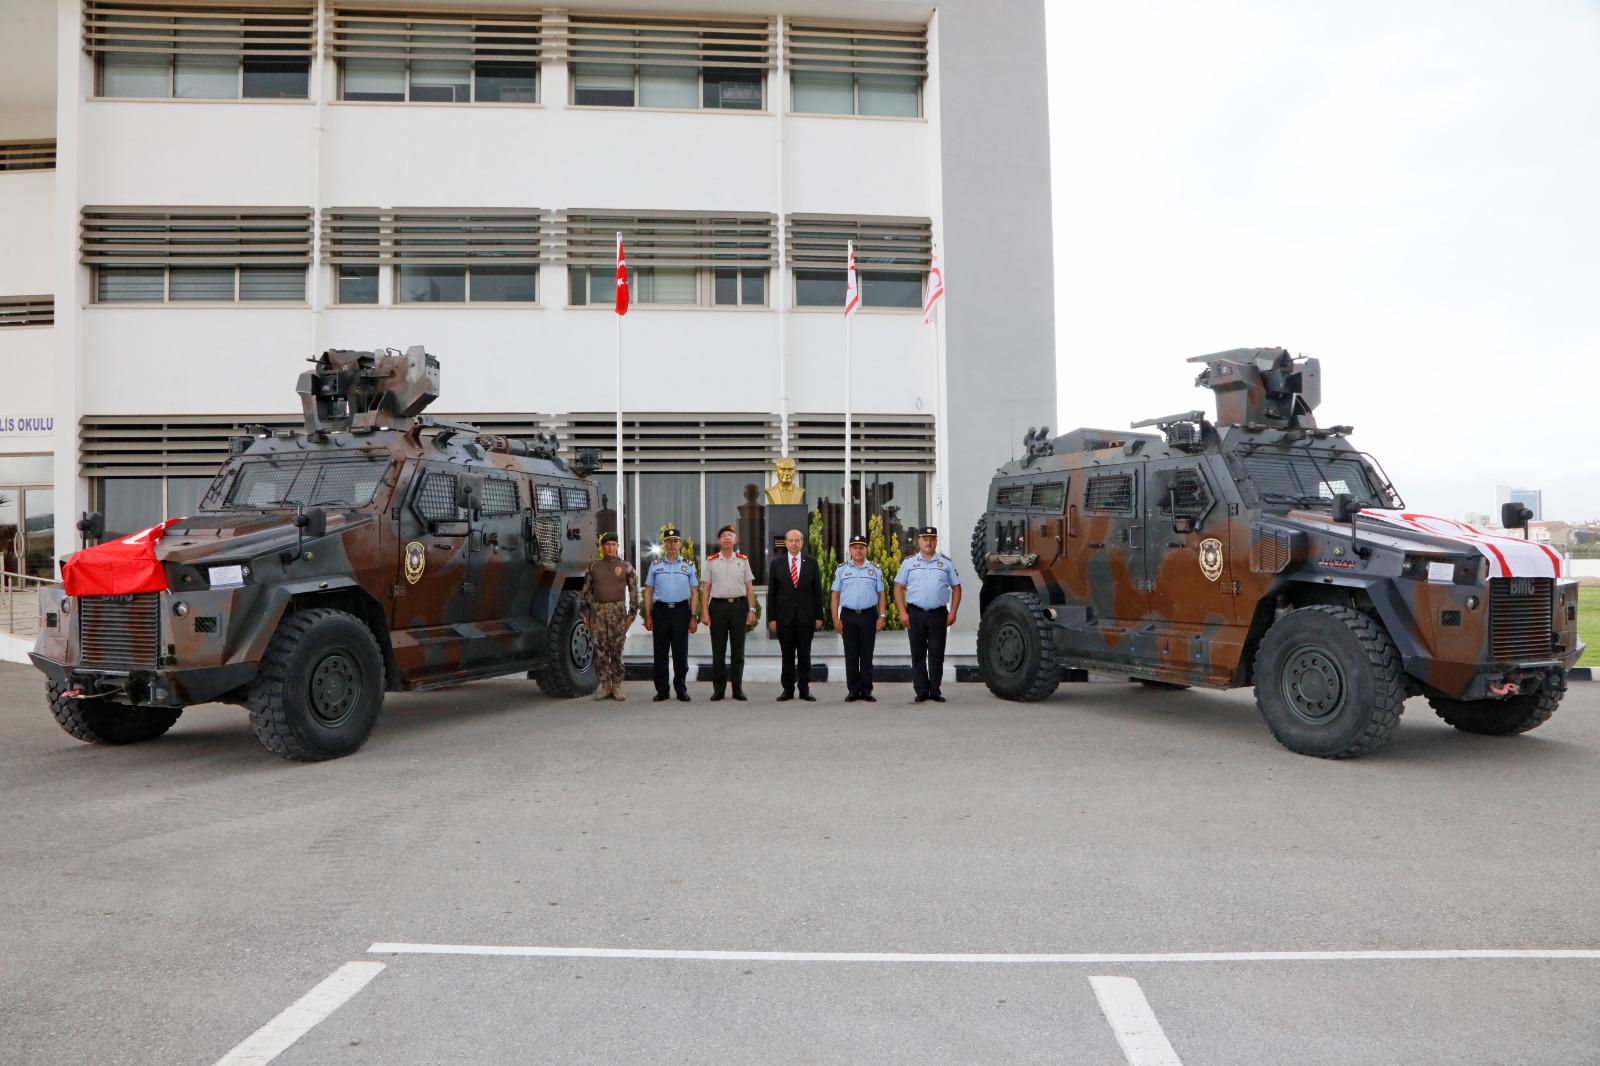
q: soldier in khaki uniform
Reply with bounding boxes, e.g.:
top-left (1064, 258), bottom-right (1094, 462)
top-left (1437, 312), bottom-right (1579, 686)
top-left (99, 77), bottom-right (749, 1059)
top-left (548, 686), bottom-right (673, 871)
top-left (580, 532), bottom-right (639, 700)
top-left (700, 524), bottom-right (757, 701)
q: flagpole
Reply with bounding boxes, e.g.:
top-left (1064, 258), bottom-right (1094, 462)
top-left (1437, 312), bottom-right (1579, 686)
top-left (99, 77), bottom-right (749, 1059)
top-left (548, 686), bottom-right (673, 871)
top-left (614, 231), bottom-right (626, 560)
top-left (844, 239), bottom-right (854, 547)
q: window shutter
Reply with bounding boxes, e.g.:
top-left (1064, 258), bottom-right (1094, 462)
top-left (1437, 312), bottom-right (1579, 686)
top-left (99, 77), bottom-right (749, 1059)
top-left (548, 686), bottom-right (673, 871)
top-left (0, 296), bottom-right (54, 328)
top-left (558, 211), bottom-right (776, 269)
top-left (0, 140), bottom-right (55, 172)
top-left (790, 414), bottom-right (936, 471)
top-left (784, 215), bottom-right (932, 270)
top-left (783, 19), bottom-right (928, 79)
top-left (83, 1), bottom-right (315, 58)
top-left (321, 208), bottom-right (549, 265)
top-left (81, 207), bottom-right (313, 266)
top-left (328, 7), bottom-right (544, 62)
top-left (553, 11), bottom-right (775, 70)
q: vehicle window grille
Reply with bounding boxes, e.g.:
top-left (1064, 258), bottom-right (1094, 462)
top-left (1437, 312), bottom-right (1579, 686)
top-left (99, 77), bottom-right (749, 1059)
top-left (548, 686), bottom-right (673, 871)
top-left (301, 458), bottom-right (388, 506)
top-left (480, 476), bottom-right (519, 516)
top-left (1159, 468), bottom-right (1211, 517)
top-left (1440, 610), bottom-right (1461, 628)
top-left (535, 485), bottom-right (562, 510)
top-left (562, 486), bottom-right (589, 511)
top-left (1084, 474), bottom-right (1134, 515)
top-left (1241, 453), bottom-right (1378, 505)
top-left (1250, 527), bottom-right (1294, 573)
top-left (230, 463), bottom-right (300, 507)
top-left (1489, 578), bottom-right (1554, 660)
top-left (1029, 482), bottom-right (1065, 511)
top-left (415, 472), bottom-right (457, 521)
top-left (994, 484), bottom-right (1027, 508)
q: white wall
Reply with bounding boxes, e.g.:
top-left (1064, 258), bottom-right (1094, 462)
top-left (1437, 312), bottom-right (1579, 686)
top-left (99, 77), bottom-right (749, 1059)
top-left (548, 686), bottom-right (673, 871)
top-left (0, 169), bottom-right (57, 433)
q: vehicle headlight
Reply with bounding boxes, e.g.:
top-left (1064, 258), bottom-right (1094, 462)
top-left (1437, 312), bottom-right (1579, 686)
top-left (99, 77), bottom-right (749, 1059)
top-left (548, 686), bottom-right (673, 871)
top-left (59, 596), bottom-right (71, 614)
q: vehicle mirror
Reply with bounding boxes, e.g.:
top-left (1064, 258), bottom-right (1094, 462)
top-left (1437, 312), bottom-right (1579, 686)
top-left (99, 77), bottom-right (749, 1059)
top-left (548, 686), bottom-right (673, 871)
top-left (295, 507), bottom-right (327, 538)
top-left (1500, 502), bottom-right (1533, 531)
top-left (76, 511), bottom-right (105, 541)
top-left (1331, 493), bottom-right (1359, 523)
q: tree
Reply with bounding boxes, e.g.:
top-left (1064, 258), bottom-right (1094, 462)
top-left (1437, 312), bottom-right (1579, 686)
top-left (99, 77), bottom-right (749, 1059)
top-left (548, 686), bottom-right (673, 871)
top-left (807, 508), bottom-right (839, 631)
top-left (867, 513), bottom-right (905, 630)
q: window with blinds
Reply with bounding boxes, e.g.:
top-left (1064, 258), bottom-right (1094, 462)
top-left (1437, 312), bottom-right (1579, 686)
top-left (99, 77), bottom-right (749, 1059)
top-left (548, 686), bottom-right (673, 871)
top-left (786, 214), bottom-right (932, 310)
top-left (85, 1), bottom-right (314, 99)
top-left (561, 211), bottom-right (775, 309)
top-left (785, 18), bottom-right (927, 118)
top-left (330, 8), bottom-right (543, 103)
top-left (560, 11), bottom-right (774, 111)
top-left (0, 297), bottom-right (54, 328)
top-left (0, 141), bottom-right (56, 172)
top-left (83, 207), bottom-right (311, 303)
top-left (322, 208), bottom-right (546, 304)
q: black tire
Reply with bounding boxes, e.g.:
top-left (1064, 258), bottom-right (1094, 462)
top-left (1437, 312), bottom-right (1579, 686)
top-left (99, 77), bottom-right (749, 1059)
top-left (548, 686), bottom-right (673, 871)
top-left (245, 608), bottom-right (384, 761)
top-left (533, 590), bottom-right (599, 698)
top-left (1429, 674), bottom-right (1565, 736)
top-left (978, 591), bottom-right (1060, 701)
top-left (1136, 679), bottom-right (1190, 691)
top-left (970, 514), bottom-right (988, 575)
top-left (1253, 605), bottom-right (1405, 758)
top-left (46, 679), bottom-right (181, 745)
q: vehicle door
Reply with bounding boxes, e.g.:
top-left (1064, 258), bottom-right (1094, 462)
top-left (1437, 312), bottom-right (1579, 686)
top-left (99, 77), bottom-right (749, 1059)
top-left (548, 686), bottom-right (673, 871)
top-left (462, 468), bottom-right (541, 664)
top-left (1143, 459), bottom-right (1235, 627)
top-left (392, 460), bottom-right (475, 679)
top-left (1077, 466), bottom-right (1148, 624)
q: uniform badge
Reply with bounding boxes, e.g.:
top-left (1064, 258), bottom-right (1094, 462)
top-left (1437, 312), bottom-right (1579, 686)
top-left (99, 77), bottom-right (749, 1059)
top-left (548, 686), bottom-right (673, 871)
top-left (404, 541), bottom-right (426, 584)
top-left (1198, 538), bottom-right (1224, 582)
top-left (613, 566), bottom-right (623, 577)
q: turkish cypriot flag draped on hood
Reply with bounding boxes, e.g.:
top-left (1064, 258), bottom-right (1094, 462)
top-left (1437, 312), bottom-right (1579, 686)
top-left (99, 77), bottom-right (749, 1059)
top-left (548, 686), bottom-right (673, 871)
top-left (1359, 511), bottom-right (1567, 579)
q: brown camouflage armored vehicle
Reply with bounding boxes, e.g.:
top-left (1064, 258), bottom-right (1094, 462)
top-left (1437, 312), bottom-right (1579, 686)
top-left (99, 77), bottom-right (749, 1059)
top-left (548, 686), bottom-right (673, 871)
top-left (32, 346), bottom-right (600, 761)
top-left (973, 348), bottom-right (1583, 758)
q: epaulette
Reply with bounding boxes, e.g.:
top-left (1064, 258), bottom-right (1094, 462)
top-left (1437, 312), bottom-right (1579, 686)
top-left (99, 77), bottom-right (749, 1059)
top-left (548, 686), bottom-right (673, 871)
top-left (735, 551), bottom-right (747, 558)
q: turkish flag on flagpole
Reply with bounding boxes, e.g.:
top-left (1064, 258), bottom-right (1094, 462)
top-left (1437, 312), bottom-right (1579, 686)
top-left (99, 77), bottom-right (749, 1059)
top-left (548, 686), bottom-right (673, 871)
top-left (614, 232), bottom-right (629, 316)
top-left (843, 239), bottom-right (860, 318)
top-left (923, 252), bottom-right (944, 324)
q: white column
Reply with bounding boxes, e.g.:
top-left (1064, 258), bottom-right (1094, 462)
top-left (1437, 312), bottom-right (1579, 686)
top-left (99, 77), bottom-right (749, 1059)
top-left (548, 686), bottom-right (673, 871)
top-left (50, 0), bottom-right (87, 569)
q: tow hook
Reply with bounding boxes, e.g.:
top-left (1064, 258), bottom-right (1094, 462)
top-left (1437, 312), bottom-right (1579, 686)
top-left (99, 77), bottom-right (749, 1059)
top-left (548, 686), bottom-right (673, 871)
top-left (1489, 680), bottom-right (1521, 698)
top-left (61, 688), bottom-right (84, 700)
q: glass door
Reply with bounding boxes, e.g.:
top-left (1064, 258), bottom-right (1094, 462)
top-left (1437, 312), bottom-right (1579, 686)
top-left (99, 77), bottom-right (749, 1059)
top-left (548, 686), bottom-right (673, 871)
top-left (22, 487), bottom-right (53, 578)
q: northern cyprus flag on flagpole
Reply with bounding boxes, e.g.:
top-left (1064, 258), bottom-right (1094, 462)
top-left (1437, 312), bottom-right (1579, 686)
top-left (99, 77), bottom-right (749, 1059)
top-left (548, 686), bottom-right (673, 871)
top-left (843, 239), bottom-right (860, 318)
top-left (923, 251), bottom-right (944, 324)
top-left (614, 232), bottom-right (629, 315)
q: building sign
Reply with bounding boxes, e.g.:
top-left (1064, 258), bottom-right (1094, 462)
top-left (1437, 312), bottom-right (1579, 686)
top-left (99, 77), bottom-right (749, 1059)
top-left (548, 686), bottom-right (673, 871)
top-left (0, 416), bottom-right (53, 436)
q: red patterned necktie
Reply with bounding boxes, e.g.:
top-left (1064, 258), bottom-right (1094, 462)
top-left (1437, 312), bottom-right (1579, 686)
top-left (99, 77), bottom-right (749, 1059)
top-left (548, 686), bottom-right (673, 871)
top-left (790, 555), bottom-right (799, 587)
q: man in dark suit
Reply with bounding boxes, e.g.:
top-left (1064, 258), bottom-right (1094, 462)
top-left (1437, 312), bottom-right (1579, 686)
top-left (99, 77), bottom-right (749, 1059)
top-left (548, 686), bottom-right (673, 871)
top-left (766, 527), bottom-right (825, 701)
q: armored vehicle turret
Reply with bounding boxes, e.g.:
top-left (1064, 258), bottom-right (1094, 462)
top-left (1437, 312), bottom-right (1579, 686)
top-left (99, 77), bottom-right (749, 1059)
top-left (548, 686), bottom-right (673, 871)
top-left (32, 347), bottom-right (602, 761)
top-left (972, 348), bottom-right (1582, 758)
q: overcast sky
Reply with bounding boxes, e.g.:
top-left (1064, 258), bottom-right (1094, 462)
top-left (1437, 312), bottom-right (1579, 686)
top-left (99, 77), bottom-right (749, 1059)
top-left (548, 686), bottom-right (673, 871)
top-left (1045, 0), bottom-right (1600, 522)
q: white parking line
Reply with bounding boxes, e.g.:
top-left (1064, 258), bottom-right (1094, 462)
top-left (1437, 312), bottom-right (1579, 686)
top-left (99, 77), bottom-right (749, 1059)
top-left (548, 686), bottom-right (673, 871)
top-left (1091, 976), bottom-right (1184, 1066)
top-left (213, 961), bottom-right (385, 1066)
top-left (368, 943), bottom-right (1600, 964)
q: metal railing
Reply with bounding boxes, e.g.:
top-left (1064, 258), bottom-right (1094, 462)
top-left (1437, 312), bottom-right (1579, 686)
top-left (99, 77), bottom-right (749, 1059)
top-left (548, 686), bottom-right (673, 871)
top-left (1, 571), bottom-right (61, 637)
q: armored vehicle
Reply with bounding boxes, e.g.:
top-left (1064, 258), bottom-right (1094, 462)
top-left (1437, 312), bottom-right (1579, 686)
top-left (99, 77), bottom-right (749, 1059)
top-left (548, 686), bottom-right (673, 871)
top-left (973, 348), bottom-right (1582, 758)
top-left (32, 346), bottom-right (601, 761)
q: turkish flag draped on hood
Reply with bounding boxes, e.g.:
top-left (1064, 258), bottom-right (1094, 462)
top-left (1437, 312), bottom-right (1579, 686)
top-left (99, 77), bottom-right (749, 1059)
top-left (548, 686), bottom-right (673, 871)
top-left (62, 518), bottom-right (183, 597)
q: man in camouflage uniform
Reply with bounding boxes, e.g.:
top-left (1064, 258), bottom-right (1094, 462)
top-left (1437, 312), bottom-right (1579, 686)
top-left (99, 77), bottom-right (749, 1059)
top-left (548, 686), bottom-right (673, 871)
top-left (580, 532), bottom-right (639, 700)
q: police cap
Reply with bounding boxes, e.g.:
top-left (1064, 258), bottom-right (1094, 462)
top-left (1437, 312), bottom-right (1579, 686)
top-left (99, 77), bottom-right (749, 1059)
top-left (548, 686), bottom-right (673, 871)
top-left (717, 524), bottom-right (736, 537)
top-left (916, 526), bottom-right (939, 538)
top-left (849, 533), bottom-right (868, 546)
top-left (661, 527), bottom-right (682, 540)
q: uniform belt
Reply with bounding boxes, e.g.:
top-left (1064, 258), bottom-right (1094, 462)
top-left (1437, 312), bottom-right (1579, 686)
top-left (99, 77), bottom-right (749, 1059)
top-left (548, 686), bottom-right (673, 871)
top-left (713, 596), bottom-right (746, 604)
top-left (842, 606), bottom-right (876, 614)
top-left (907, 603), bottom-right (947, 612)
top-left (655, 600), bottom-right (687, 608)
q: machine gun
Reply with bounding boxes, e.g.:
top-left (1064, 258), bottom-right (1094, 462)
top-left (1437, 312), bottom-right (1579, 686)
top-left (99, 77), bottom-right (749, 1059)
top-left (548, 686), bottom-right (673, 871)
top-left (1130, 409), bottom-right (1210, 452)
top-left (297, 345), bottom-right (441, 433)
top-left (1188, 347), bottom-right (1320, 429)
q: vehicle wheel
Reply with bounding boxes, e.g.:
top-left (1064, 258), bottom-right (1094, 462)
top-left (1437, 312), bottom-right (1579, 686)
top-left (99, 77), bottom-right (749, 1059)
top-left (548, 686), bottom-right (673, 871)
top-left (1253, 605), bottom-right (1405, 758)
top-left (1136, 679), bottom-right (1189, 691)
top-left (1429, 675), bottom-right (1565, 736)
top-left (533, 590), bottom-right (599, 698)
top-left (978, 591), bottom-right (1059, 701)
top-left (47, 679), bottom-right (181, 745)
top-left (245, 607), bottom-right (384, 761)
top-left (970, 515), bottom-right (989, 575)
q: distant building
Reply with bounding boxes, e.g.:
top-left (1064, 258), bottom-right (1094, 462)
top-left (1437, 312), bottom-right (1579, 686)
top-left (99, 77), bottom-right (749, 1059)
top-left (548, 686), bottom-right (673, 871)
top-left (1495, 485), bottom-right (1543, 521)
top-left (1528, 521), bottom-right (1575, 548)
top-left (1463, 511), bottom-right (1492, 528)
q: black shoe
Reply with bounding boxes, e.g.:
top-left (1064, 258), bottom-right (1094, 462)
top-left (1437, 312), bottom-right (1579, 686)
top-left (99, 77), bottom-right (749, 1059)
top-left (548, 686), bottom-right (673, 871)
top-left (652, 693), bottom-right (669, 702)
top-left (799, 691), bottom-right (817, 702)
top-left (710, 692), bottom-right (725, 702)
top-left (732, 690), bottom-right (748, 702)
top-left (777, 691), bottom-right (793, 702)
top-left (929, 693), bottom-right (946, 703)
top-left (845, 694), bottom-right (859, 703)
top-left (862, 694), bottom-right (877, 703)
top-left (914, 694), bottom-right (928, 703)
top-left (676, 691), bottom-right (691, 702)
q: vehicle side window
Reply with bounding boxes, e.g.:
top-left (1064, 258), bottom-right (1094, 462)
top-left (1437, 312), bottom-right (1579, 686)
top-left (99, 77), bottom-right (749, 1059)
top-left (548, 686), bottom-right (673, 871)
top-left (534, 484), bottom-right (562, 511)
top-left (1084, 473), bottom-right (1135, 515)
top-left (1029, 481), bottom-right (1066, 512)
top-left (414, 470), bottom-right (458, 521)
top-left (562, 485), bottom-right (589, 511)
top-left (1158, 467), bottom-right (1213, 519)
top-left (995, 483), bottom-right (1027, 508)
top-left (480, 476), bottom-right (520, 517)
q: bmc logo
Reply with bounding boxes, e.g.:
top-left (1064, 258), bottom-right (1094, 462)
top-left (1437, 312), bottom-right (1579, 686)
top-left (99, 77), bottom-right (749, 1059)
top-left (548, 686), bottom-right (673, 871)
top-left (1506, 577), bottom-right (1537, 597)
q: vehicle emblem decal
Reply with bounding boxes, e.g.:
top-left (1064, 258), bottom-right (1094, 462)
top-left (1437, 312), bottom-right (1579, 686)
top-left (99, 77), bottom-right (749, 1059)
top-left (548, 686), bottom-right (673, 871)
top-left (1198, 538), bottom-right (1224, 582)
top-left (404, 541), bottom-right (426, 584)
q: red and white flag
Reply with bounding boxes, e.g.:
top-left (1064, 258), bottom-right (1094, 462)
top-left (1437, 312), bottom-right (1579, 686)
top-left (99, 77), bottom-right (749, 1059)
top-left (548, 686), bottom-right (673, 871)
top-left (923, 251), bottom-right (944, 324)
top-left (614, 232), bottom-right (629, 316)
top-left (62, 517), bottom-right (183, 597)
top-left (843, 239), bottom-right (860, 319)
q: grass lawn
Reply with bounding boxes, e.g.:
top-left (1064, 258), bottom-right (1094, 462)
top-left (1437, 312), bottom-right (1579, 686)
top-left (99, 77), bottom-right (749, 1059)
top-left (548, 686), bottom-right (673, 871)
top-left (1579, 586), bottom-right (1600, 667)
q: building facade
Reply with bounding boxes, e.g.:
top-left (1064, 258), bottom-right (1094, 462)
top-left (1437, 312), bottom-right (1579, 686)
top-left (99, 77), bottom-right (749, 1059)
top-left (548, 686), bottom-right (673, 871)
top-left (0, 0), bottom-right (1054, 586)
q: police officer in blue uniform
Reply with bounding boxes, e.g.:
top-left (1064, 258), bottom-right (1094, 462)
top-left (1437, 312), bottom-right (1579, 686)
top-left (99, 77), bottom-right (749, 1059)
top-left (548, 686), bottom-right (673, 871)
top-left (892, 526), bottom-right (962, 703)
top-left (831, 533), bottom-right (887, 702)
top-left (642, 528), bottom-right (700, 702)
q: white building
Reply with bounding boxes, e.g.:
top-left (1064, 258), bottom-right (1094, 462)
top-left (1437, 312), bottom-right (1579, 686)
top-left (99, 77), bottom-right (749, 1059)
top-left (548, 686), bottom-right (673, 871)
top-left (0, 0), bottom-right (1054, 583)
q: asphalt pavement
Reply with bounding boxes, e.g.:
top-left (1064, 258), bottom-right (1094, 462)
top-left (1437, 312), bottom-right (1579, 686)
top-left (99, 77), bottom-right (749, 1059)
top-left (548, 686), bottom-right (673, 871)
top-left (2, 663), bottom-right (1597, 1065)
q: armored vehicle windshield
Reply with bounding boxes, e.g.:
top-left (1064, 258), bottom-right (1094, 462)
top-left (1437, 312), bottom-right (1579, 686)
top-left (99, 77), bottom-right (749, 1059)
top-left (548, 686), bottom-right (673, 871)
top-left (1231, 447), bottom-right (1401, 511)
top-left (202, 454), bottom-right (394, 511)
